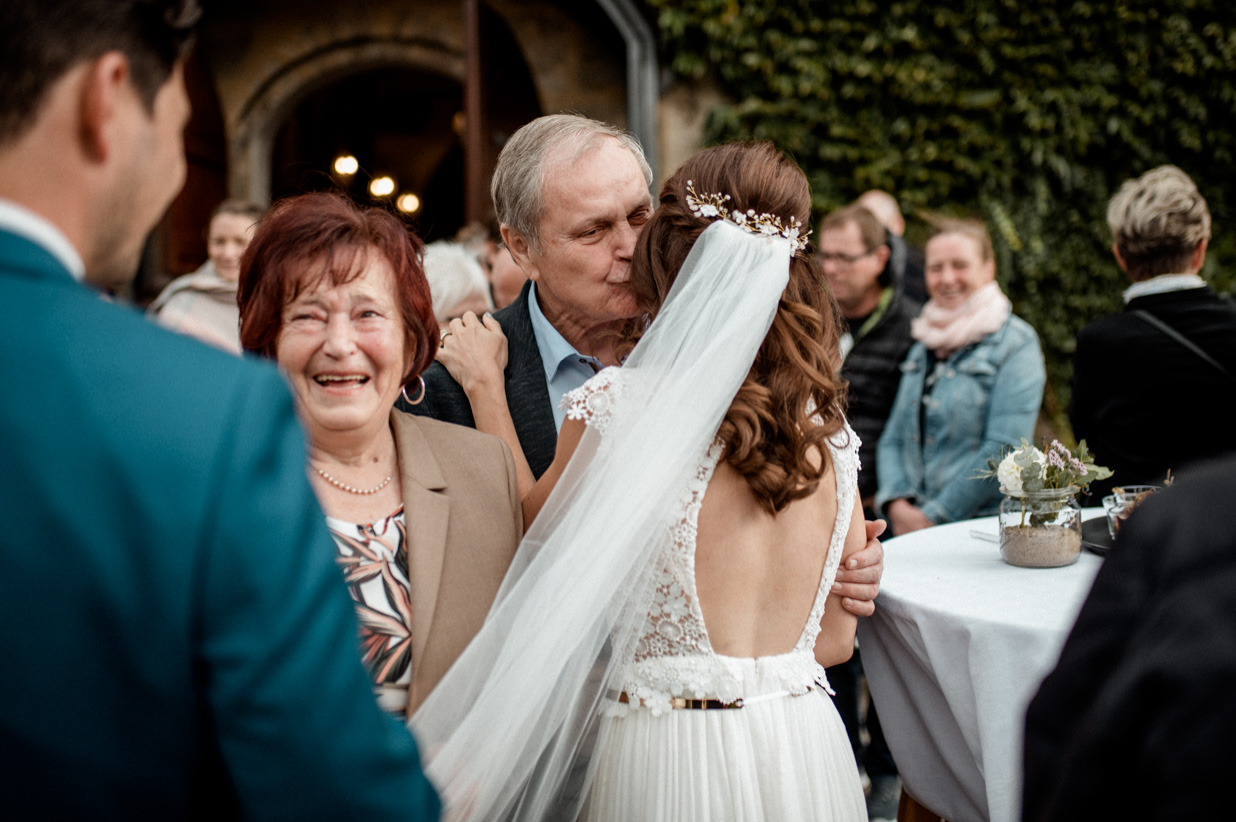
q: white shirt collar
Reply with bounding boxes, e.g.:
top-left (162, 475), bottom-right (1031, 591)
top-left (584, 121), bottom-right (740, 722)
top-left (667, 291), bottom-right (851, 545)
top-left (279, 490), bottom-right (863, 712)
top-left (1123, 272), bottom-right (1206, 304)
top-left (0, 198), bottom-right (86, 281)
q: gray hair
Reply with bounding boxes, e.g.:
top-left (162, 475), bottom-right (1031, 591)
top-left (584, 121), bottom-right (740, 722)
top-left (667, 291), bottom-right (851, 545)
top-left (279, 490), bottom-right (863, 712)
top-left (490, 114), bottom-right (652, 252)
top-left (1107, 165), bottom-right (1211, 279)
top-left (422, 240), bottom-right (493, 322)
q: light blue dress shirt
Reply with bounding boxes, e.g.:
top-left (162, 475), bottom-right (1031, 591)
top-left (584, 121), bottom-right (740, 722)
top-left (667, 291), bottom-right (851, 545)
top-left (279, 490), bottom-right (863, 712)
top-left (527, 282), bottom-right (604, 431)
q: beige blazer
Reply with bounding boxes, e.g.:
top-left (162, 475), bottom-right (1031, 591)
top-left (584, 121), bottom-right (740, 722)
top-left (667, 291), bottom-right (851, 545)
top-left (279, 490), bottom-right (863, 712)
top-left (391, 411), bottom-right (523, 717)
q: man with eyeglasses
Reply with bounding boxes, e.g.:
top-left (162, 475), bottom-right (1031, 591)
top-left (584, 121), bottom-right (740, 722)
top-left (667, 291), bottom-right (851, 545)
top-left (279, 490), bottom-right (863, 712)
top-left (820, 203), bottom-right (921, 513)
top-left (818, 202), bottom-right (921, 822)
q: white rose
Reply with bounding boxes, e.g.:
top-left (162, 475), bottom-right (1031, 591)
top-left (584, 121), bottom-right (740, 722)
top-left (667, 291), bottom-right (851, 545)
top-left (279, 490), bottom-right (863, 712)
top-left (997, 446), bottom-right (1044, 494)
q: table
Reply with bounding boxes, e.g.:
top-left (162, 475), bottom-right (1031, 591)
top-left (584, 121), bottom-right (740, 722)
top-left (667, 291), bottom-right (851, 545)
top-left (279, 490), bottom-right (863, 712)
top-left (856, 513), bottom-right (1105, 822)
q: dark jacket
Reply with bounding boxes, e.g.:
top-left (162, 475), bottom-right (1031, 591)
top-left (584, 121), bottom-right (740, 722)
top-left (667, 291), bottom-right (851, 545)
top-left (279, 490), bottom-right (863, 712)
top-left (887, 233), bottom-right (926, 306)
top-left (840, 286), bottom-right (918, 502)
top-left (1070, 285), bottom-right (1236, 499)
top-left (401, 280), bottom-right (559, 478)
top-left (1023, 454), bottom-right (1236, 821)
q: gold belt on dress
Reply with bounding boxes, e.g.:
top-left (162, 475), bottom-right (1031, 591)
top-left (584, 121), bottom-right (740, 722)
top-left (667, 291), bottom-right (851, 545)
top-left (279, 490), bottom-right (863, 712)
top-left (613, 684), bottom-right (816, 711)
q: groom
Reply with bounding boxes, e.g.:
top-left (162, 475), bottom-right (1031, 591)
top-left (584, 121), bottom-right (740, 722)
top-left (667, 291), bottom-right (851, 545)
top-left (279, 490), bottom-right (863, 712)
top-left (404, 113), bottom-right (885, 613)
top-left (0, 2), bottom-right (437, 817)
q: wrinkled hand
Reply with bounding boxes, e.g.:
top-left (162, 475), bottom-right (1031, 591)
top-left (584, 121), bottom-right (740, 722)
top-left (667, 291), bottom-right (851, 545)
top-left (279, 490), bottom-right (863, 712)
top-left (834, 519), bottom-right (885, 617)
top-left (887, 498), bottom-right (934, 536)
top-left (437, 312), bottom-right (508, 396)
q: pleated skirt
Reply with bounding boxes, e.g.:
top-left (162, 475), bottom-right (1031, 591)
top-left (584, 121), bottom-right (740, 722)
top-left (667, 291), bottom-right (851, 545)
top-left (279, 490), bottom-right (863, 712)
top-left (583, 671), bottom-right (866, 821)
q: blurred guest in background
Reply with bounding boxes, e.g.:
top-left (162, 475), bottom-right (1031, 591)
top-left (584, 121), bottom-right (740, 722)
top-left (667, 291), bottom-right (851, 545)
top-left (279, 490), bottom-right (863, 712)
top-left (0, 1), bottom-right (438, 818)
top-left (483, 237), bottom-right (526, 309)
top-left (423, 238), bottom-right (493, 331)
top-left (819, 204), bottom-right (918, 514)
top-left (877, 218), bottom-right (1045, 534)
top-left (238, 192), bottom-right (522, 720)
top-left (1070, 165), bottom-right (1236, 499)
top-left (857, 189), bottom-right (925, 304)
top-left (148, 198), bottom-right (262, 353)
top-left (453, 219), bottom-right (526, 310)
top-left (818, 203), bottom-right (918, 820)
top-left (1023, 454), bottom-right (1236, 821)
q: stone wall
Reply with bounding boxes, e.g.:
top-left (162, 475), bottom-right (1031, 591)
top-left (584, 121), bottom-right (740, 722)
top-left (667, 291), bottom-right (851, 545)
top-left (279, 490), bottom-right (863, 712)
top-left (197, 0), bottom-right (634, 203)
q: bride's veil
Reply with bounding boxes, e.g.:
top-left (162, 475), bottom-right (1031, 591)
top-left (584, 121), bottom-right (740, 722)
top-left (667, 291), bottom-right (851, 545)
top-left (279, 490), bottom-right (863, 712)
top-left (411, 219), bottom-right (794, 821)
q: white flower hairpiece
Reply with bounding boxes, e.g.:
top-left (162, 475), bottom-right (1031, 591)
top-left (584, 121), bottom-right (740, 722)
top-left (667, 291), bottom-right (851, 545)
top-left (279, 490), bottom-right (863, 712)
top-left (685, 181), bottom-right (810, 253)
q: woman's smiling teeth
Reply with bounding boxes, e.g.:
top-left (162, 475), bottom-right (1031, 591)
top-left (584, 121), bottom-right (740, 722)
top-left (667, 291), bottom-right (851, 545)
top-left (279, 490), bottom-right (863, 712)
top-left (314, 374), bottom-right (369, 387)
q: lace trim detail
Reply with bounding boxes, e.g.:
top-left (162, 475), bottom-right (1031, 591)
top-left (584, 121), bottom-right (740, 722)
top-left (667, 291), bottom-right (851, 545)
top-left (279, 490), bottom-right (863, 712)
top-left (794, 424), bottom-right (860, 656)
top-left (567, 370), bottom-right (861, 716)
top-left (561, 367), bottom-right (622, 434)
top-left (631, 439), bottom-right (724, 662)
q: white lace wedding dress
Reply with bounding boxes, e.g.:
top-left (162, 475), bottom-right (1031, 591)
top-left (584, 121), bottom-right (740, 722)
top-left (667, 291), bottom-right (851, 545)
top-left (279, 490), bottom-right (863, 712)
top-left (566, 369), bottom-right (867, 822)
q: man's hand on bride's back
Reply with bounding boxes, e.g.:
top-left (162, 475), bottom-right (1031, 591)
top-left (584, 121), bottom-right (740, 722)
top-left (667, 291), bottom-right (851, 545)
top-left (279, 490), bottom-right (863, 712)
top-left (832, 519), bottom-right (885, 617)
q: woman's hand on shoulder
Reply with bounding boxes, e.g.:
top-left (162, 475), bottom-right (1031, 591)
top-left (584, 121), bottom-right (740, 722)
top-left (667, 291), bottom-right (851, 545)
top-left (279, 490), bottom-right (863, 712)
top-left (437, 312), bottom-right (508, 397)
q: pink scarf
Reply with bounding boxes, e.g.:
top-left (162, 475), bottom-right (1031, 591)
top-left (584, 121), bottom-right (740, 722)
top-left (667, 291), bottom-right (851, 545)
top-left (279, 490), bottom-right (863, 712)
top-left (911, 281), bottom-right (1011, 358)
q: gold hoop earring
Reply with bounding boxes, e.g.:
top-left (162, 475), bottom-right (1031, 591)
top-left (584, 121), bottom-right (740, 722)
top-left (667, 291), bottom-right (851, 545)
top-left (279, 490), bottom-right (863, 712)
top-left (401, 375), bottom-right (426, 406)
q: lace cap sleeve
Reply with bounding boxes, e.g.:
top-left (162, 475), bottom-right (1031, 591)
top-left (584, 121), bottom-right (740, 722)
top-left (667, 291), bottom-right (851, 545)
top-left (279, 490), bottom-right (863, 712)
top-left (560, 367), bottom-right (623, 434)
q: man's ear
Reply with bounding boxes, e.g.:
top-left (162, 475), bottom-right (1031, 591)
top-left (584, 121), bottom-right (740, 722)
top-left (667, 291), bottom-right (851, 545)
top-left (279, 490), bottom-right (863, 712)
top-left (1111, 243), bottom-right (1129, 273)
top-left (500, 226), bottom-right (539, 281)
top-left (874, 244), bottom-right (890, 269)
top-left (1189, 238), bottom-right (1208, 273)
top-left (79, 53), bottom-right (130, 164)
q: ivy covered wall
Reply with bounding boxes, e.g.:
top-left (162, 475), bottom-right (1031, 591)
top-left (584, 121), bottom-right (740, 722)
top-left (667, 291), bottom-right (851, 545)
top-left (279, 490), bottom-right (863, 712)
top-left (649, 0), bottom-right (1236, 431)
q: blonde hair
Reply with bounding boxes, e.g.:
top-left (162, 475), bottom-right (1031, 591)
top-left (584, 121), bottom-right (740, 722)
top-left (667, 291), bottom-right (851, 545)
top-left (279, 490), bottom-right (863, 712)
top-left (925, 216), bottom-right (994, 261)
top-left (1107, 165), bottom-right (1210, 280)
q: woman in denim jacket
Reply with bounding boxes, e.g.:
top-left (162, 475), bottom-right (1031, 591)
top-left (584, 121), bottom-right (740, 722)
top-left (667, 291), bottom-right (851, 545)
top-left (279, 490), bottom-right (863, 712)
top-left (876, 220), bottom-right (1045, 534)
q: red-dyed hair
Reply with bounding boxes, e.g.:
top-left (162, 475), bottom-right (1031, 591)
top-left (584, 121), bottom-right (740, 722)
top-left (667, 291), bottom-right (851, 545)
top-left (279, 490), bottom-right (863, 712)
top-left (237, 192), bottom-right (437, 386)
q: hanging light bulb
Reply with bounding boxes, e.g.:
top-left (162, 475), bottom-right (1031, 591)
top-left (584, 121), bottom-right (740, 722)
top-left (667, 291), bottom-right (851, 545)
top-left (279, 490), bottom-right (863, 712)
top-left (369, 176), bottom-right (396, 197)
top-left (333, 155), bottom-right (359, 176)
top-left (396, 193), bottom-right (421, 213)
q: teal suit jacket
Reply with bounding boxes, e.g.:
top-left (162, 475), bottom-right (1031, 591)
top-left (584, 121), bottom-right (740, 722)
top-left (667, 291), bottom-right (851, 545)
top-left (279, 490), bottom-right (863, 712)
top-left (0, 229), bottom-right (440, 820)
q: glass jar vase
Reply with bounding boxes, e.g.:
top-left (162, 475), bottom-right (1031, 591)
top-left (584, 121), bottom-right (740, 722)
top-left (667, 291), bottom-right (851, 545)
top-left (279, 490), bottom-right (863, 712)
top-left (998, 486), bottom-right (1083, 567)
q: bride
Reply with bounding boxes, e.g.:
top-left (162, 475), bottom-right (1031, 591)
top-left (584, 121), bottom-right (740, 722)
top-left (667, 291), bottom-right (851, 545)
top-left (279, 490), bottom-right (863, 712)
top-left (413, 141), bottom-right (868, 821)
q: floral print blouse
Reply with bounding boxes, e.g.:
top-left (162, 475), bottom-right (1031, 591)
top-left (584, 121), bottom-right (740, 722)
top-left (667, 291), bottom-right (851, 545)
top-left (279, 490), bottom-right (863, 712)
top-left (325, 507), bottom-right (411, 716)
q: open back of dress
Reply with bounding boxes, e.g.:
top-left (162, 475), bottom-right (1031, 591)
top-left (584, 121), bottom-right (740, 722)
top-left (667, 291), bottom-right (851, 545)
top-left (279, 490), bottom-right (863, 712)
top-left (565, 369), bottom-right (867, 822)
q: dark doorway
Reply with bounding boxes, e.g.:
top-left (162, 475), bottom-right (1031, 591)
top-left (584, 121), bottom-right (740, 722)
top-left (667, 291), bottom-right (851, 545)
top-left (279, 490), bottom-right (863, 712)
top-left (272, 66), bottom-right (464, 242)
top-left (269, 3), bottom-right (541, 242)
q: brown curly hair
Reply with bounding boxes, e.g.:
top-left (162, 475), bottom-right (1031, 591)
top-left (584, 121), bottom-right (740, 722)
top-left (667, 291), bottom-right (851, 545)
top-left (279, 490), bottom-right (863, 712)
top-left (625, 142), bottom-right (848, 515)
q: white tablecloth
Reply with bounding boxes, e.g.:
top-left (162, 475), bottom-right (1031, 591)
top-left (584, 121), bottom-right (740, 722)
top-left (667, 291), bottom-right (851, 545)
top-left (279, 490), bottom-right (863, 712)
top-left (856, 513), bottom-right (1104, 822)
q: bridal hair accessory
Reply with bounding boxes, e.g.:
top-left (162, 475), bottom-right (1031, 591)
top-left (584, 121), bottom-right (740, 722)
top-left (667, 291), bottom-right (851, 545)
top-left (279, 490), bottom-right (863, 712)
top-left (685, 181), bottom-right (810, 253)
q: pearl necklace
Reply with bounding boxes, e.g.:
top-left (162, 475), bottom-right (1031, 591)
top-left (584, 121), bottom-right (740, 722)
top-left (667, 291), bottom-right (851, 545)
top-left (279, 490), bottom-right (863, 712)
top-left (312, 465), bottom-right (393, 495)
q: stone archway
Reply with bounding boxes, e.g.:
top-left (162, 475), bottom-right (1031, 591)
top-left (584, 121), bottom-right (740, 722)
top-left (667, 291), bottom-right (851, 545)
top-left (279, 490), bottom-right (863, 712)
top-left (230, 39), bottom-right (464, 205)
top-left (210, 1), bottom-right (658, 205)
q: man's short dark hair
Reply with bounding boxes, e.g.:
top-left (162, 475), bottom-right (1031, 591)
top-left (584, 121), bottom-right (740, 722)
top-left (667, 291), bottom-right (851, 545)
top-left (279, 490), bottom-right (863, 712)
top-left (820, 204), bottom-right (888, 254)
top-left (0, 0), bottom-right (200, 147)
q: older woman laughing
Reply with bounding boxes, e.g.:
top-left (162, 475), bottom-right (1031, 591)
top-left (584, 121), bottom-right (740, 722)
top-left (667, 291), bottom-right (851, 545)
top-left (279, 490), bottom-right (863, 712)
top-left (238, 192), bottom-right (522, 719)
